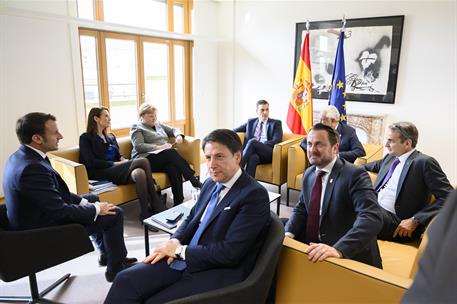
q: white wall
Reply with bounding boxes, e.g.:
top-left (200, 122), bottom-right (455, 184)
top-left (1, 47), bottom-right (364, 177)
top-left (1, 0), bottom-right (456, 197)
top-left (219, 0), bottom-right (457, 184)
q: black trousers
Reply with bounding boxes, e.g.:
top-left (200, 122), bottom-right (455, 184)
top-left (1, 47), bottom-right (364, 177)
top-left (378, 207), bottom-right (424, 242)
top-left (82, 194), bottom-right (127, 272)
top-left (146, 149), bottom-right (195, 205)
top-left (241, 140), bottom-right (273, 177)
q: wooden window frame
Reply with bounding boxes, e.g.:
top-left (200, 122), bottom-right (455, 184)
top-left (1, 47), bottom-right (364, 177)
top-left (79, 29), bottom-right (194, 137)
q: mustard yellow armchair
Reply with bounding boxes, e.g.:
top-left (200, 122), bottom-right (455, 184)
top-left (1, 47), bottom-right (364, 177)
top-left (354, 143), bottom-right (384, 165)
top-left (237, 133), bottom-right (304, 214)
top-left (286, 142), bottom-right (309, 205)
top-left (286, 143), bottom-right (384, 205)
top-left (48, 136), bottom-right (201, 206)
top-left (275, 237), bottom-right (429, 303)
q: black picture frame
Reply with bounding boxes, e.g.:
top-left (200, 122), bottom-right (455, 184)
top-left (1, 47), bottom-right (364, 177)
top-left (294, 15), bottom-right (404, 104)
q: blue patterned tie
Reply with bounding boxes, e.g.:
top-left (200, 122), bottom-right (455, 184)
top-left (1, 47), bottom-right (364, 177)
top-left (170, 183), bottom-right (225, 271)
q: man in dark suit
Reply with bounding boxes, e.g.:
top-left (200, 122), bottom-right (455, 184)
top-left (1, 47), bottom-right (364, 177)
top-left (363, 121), bottom-right (452, 242)
top-left (300, 105), bottom-right (365, 163)
top-left (234, 99), bottom-right (283, 177)
top-left (105, 129), bottom-right (271, 303)
top-left (286, 123), bottom-right (382, 267)
top-left (2, 112), bottom-right (136, 282)
top-left (402, 189), bottom-right (457, 303)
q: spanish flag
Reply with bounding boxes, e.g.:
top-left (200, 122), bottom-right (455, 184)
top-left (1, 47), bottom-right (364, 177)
top-left (287, 32), bottom-right (313, 135)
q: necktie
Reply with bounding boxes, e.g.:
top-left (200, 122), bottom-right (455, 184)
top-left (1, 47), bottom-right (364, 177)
top-left (170, 183), bottom-right (226, 271)
top-left (376, 158), bottom-right (400, 192)
top-left (305, 170), bottom-right (326, 244)
top-left (255, 121), bottom-right (264, 141)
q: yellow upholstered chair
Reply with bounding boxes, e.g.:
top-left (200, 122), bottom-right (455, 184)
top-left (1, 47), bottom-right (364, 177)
top-left (275, 236), bottom-right (430, 303)
top-left (48, 136), bottom-right (200, 206)
top-left (354, 143), bottom-right (384, 165)
top-left (237, 133), bottom-right (304, 214)
top-left (286, 142), bottom-right (308, 205)
top-left (286, 143), bottom-right (384, 205)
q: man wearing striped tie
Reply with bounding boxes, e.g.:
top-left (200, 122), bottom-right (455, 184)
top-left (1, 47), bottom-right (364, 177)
top-left (234, 99), bottom-right (283, 177)
top-left (105, 129), bottom-right (271, 303)
top-left (363, 122), bottom-right (452, 242)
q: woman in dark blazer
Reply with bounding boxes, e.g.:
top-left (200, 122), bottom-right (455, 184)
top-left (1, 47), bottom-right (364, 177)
top-left (130, 103), bottom-right (202, 206)
top-left (79, 107), bottom-right (165, 221)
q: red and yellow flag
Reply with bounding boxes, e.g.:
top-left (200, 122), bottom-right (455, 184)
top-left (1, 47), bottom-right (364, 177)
top-left (287, 32), bottom-right (313, 135)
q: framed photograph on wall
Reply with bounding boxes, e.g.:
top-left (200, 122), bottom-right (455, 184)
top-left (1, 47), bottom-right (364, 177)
top-left (294, 15), bottom-right (404, 104)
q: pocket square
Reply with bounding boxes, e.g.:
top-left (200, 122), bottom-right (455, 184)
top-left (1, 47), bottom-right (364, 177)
top-left (224, 206), bottom-right (231, 210)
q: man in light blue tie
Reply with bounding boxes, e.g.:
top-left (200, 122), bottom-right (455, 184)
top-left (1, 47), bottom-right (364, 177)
top-left (234, 100), bottom-right (283, 177)
top-left (105, 129), bottom-right (271, 303)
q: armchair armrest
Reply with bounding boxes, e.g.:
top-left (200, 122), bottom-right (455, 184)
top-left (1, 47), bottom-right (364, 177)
top-left (287, 143), bottom-right (307, 189)
top-left (276, 237), bottom-right (412, 303)
top-left (48, 154), bottom-right (90, 194)
top-left (175, 136), bottom-right (201, 177)
top-left (271, 136), bottom-right (304, 185)
top-left (355, 144), bottom-right (384, 165)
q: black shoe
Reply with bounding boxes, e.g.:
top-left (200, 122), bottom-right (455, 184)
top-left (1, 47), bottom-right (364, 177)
top-left (105, 260), bottom-right (137, 282)
top-left (190, 177), bottom-right (203, 188)
top-left (99, 255), bottom-right (138, 267)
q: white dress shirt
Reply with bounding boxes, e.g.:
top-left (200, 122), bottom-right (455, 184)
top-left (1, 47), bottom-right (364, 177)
top-left (378, 149), bottom-right (416, 214)
top-left (285, 157), bottom-right (337, 239)
top-left (178, 168), bottom-right (243, 259)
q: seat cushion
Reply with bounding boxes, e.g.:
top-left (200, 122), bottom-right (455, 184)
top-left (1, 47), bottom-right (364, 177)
top-left (377, 239), bottom-right (420, 278)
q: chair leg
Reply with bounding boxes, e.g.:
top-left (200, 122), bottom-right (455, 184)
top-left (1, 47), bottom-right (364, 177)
top-left (0, 273), bottom-right (70, 304)
top-left (276, 185), bottom-right (281, 216)
top-left (39, 273), bottom-right (71, 298)
top-left (286, 188), bottom-right (290, 207)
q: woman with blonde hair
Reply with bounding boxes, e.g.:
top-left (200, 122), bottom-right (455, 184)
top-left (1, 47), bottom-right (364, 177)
top-left (79, 107), bottom-right (165, 222)
top-left (130, 103), bottom-right (201, 206)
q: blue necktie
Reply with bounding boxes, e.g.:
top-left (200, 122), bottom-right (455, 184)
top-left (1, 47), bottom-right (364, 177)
top-left (170, 183), bottom-right (225, 271)
top-left (376, 158), bottom-right (400, 192)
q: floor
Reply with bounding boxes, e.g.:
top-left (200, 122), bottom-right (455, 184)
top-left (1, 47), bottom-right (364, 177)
top-left (0, 165), bottom-right (299, 303)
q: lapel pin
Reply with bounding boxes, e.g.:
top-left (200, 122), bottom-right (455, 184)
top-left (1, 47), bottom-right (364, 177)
top-left (329, 178), bottom-right (333, 183)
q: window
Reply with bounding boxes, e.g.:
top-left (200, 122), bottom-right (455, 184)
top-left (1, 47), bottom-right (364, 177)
top-left (104, 0), bottom-right (167, 31)
top-left (79, 34), bottom-right (100, 115)
top-left (79, 30), bottom-right (193, 136)
top-left (77, 0), bottom-right (192, 33)
top-left (77, 0), bottom-right (94, 20)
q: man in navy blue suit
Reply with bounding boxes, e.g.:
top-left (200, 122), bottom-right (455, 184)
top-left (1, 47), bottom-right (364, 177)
top-left (234, 99), bottom-right (283, 177)
top-left (363, 122), bottom-right (452, 242)
top-left (105, 129), bottom-right (271, 303)
top-left (2, 112), bottom-right (136, 282)
top-left (286, 123), bottom-right (382, 267)
top-left (300, 105), bottom-right (365, 163)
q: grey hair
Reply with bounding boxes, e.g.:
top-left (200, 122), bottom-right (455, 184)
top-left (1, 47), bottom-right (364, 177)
top-left (320, 105), bottom-right (340, 122)
top-left (388, 121), bottom-right (419, 148)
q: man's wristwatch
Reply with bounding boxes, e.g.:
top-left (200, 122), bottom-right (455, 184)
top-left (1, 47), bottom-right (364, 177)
top-left (411, 216), bottom-right (420, 225)
top-left (174, 245), bottom-right (184, 260)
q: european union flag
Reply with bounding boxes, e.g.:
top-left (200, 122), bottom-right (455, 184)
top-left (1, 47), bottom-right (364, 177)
top-left (328, 31), bottom-right (347, 125)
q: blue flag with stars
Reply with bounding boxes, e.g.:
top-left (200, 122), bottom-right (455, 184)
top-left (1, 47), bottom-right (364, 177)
top-left (328, 31), bottom-right (347, 124)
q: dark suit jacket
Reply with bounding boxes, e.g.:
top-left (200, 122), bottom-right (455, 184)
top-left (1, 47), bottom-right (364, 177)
top-left (363, 151), bottom-right (452, 226)
top-left (172, 170), bottom-right (271, 278)
top-left (402, 189), bottom-right (457, 303)
top-left (300, 123), bottom-right (365, 163)
top-left (79, 132), bottom-right (122, 178)
top-left (3, 145), bottom-right (96, 230)
top-left (234, 118), bottom-right (283, 148)
top-left (285, 158), bottom-right (383, 267)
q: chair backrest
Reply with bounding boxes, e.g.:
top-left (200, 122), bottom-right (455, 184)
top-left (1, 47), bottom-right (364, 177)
top-left (166, 211), bottom-right (285, 304)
